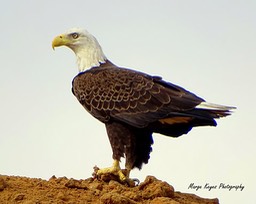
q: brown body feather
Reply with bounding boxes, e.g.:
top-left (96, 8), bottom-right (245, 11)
top-left (72, 60), bottom-right (231, 169)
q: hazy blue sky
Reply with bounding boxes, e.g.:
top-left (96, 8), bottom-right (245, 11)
top-left (1, 1), bottom-right (255, 203)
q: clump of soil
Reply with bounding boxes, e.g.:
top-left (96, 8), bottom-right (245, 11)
top-left (0, 174), bottom-right (219, 204)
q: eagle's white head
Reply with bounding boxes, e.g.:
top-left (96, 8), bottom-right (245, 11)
top-left (52, 28), bottom-right (107, 72)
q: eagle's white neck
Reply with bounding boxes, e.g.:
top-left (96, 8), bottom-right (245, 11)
top-left (75, 47), bottom-right (107, 72)
top-left (69, 34), bottom-right (107, 72)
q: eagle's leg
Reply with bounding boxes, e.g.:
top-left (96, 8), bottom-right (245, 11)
top-left (96, 159), bottom-right (127, 182)
top-left (98, 122), bottom-right (138, 185)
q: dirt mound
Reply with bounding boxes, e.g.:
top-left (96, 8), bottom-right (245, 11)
top-left (0, 174), bottom-right (218, 204)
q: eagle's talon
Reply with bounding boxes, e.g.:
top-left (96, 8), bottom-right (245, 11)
top-left (122, 178), bottom-right (136, 187)
top-left (132, 178), bottom-right (140, 186)
top-left (93, 160), bottom-right (136, 186)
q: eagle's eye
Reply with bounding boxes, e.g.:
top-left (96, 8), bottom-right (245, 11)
top-left (71, 32), bottom-right (79, 39)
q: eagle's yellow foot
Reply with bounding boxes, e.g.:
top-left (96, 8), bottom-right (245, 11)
top-left (93, 160), bottom-right (135, 186)
top-left (97, 160), bottom-right (126, 181)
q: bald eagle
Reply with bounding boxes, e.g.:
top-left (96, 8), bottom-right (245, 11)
top-left (52, 28), bottom-right (234, 184)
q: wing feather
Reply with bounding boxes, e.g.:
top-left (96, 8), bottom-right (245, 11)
top-left (72, 66), bottom-right (204, 127)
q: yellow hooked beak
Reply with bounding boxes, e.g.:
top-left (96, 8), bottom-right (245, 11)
top-left (52, 34), bottom-right (70, 50)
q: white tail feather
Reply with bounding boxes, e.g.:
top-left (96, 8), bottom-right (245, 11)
top-left (196, 102), bottom-right (236, 111)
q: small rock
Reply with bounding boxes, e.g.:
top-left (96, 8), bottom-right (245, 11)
top-left (139, 176), bottom-right (174, 199)
top-left (100, 192), bottom-right (137, 204)
top-left (0, 177), bottom-right (7, 191)
top-left (89, 181), bottom-right (103, 191)
top-left (150, 197), bottom-right (179, 204)
top-left (57, 191), bottom-right (69, 201)
top-left (65, 178), bottom-right (88, 190)
top-left (49, 175), bottom-right (57, 181)
top-left (14, 193), bottom-right (25, 201)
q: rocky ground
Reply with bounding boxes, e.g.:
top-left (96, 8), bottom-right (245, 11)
top-left (0, 173), bottom-right (219, 204)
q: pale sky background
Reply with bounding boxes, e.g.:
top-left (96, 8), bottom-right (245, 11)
top-left (0, 0), bottom-right (255, 203)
